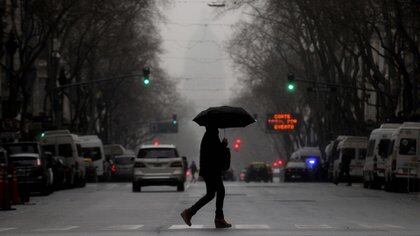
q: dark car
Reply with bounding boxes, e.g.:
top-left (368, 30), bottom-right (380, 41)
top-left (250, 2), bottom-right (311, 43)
top-left (112, 155), bottom-right (135, 180)
top-left (5, 142), bottom-right (55, 194)
top-left (244, 162), bottom-right (273, 183)
top-left (284, 161), bottom-right (309, 182)
top-left (9, 153), bottom-right (53, 195)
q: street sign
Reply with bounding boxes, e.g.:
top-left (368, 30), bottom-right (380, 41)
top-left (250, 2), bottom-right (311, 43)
top-left (150, 122), bottom-right (178, 133)
top-left (266, 113), bottom-right (298, 132)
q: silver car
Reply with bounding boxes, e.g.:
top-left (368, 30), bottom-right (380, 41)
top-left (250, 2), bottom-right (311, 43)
top-left (132, 144), bottom-right (185, 192)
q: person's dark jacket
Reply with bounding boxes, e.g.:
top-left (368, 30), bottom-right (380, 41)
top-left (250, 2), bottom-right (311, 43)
top-left (341, 154), bottom-right (351, 172)
top-left (199, 129), bottom-right (225, 178)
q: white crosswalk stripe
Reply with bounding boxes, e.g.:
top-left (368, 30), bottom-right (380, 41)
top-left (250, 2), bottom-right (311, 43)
top-left (169, 225), bottom-right (211, 229)
top-left (295, 224), bottom-right (333, 229)
top-left (0, 228), bottom-right (16, 232)
top-left (235, 224), bottom-right (270, 229)
top-left (33, 226), bottom-right (79, 231)
top-left (169, 224), bottom-right (270, 230)
top-left (104, 225), bottom-right (144, 230)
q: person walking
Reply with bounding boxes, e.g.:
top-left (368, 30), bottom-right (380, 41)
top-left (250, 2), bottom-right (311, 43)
top-left (189, 161), bottom-right (198, 183)
top-left (180, 126), bottom-right (232, 228)
top-left (334, 151), bottom-right (352, 186)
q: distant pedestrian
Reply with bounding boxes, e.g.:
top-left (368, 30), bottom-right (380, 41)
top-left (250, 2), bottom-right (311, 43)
top-left (189, 161), bottom-right (198, 183)
top-left (335, 151), bottom-right (352, 186)
top-left (181, 126), bottom-right (232, 228)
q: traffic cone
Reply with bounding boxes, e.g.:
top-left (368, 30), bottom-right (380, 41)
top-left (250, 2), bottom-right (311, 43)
top-left (11, 167), bottom-right (21, 204)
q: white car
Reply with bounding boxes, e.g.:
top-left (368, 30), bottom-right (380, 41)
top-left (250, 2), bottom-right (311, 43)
top-left (132, 144), bottom-right (185, 192)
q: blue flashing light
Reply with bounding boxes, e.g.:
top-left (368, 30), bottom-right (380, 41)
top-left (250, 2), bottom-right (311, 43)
top-left (305, 157), bottom-right (318, 169)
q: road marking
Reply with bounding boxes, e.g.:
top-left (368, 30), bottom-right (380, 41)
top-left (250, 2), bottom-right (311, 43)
top-left (169, 224), bottom-right (270, 230)
top-left (358, 224), bottom-right (404, 229)
top-left (169, 225), bottom-right (211, 229)
top-left (0, 228), bottom-right (16, 232)
top-left (235, 224), bottom-right (270, 229)
top-left (104, 225), bottom-right (144, 230)
top-left (105, 184), bottom-right (116, 190)
top-left (34, 226), bottom-right (79, 231)
top-left (295, 224), bottom-right (333, 229)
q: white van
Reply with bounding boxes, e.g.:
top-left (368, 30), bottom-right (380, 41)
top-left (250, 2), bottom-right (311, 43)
top-left (363, 123), bottom-right (400, 189)
top-left (79, 135), bottom-right (106, 179)
top-left (326, 136), bottom-right (349, 181)
top-left (384, 122), bottom-right (419, 192)
top-left (39, 130), bottom-right (86, 187)
top-left (333, 136), bottom-right (367, 182)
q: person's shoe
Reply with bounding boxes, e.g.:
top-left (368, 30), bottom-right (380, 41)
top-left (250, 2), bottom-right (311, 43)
top-left (180, 209), bottom-right (192, 226)
top-left (215, 218), bottom-right (232, 228)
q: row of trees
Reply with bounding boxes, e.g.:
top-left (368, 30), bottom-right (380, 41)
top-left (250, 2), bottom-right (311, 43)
top-left (1, 0), bottom-right (183, 147)
top-left (227, 0), bottom-right (419, 156)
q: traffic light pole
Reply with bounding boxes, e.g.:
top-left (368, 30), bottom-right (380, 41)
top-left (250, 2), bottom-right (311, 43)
top-left (53, 73), bottom-right (143, 91)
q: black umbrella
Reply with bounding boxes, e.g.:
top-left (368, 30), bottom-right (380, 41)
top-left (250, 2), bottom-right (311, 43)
top-left (193, 106), bottom-right (256, 128)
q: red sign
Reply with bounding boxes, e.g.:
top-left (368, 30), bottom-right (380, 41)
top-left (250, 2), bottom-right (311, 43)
top-left (266, 113), bottom-right (298, 131)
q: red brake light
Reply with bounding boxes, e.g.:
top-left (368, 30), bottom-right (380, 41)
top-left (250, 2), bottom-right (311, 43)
top-left (36, 159), bottom-right (42, 166)
top-left (111, 164), bottom-right (117, 173)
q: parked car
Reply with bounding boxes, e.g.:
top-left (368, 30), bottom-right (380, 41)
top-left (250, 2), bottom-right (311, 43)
top-left (9, 153), bottom-right (53, 195)
top-left (113, 155), bottom-right (135, 180)
top-left (284, 161), bottom-right (309, 182)
top-left (244, 162), bottom-right (273, 183)
top-left (132, 144), bottom-right (185, 192)
top-left (4, 142), bottom-right (56, 194)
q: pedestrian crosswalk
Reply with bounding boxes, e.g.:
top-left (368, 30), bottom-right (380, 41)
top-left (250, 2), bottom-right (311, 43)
top-left (0, 223), bottom-right (408, 233)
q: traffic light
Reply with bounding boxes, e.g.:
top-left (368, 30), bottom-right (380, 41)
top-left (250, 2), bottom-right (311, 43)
top-left (172, 114), bottom-right (177, 125)
top-left (143, 66), bottom-right (151, 86)
top-left (233, 138), bottom-right (241, 152)
top-left (286, 73), bottom-right (296, 92)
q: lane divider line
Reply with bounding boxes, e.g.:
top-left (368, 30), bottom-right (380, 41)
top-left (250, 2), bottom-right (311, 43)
top-left (358, 223), bottom-right (404, 229)
top-left (33, 226), bottom-right (79, 231)
top-left (0, 228), bottom-right (16, 232)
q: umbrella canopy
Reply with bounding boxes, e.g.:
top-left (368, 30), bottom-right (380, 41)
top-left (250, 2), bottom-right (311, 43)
top-left (193, 106), bottom-right (256, 128)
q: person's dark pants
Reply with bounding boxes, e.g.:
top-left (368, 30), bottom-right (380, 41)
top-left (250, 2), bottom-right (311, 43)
top-left (188, 175), bottom-right (225, 219)
top-left (337, 169), bottom-right (352, 185)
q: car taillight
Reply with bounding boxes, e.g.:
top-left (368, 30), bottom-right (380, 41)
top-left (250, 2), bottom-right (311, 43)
top-left (36, 159), bottom-right (41, 166)
top-left (170, 161), bottom-right (182, 167)
top-left (111, 164), bottom-right (117, 173)
top-left (134, 162), bottom-right (146, 168)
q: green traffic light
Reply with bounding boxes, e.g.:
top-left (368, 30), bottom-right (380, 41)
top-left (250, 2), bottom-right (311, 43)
top-left (40, 132), bottom-right (45, 138)
top-left (143, 77), bottom-right (150, 85)
top-left (287, 83), bottom-right (295, 91)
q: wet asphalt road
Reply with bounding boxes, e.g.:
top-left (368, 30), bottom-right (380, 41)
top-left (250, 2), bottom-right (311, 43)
top-left (0, 180), bottom-right (419, 236)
